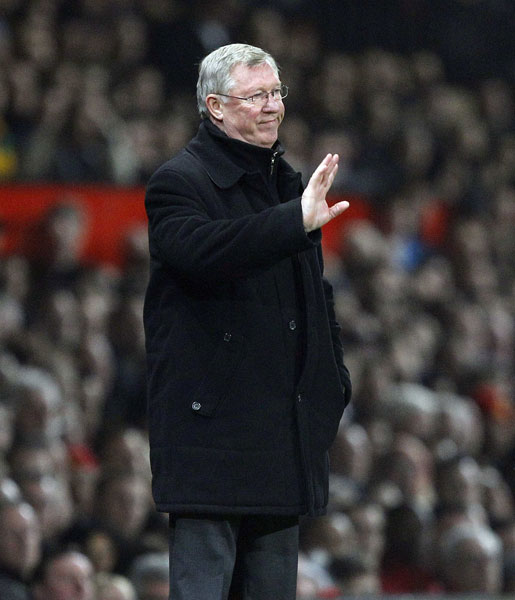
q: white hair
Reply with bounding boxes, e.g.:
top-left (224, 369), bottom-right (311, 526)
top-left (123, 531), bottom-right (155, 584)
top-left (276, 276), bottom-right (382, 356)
top-left (196, 43), bottom-right (280, 119)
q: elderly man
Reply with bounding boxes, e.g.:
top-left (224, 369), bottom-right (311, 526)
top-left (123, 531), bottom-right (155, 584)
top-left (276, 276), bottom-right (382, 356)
top-left (144, 42), bottom-right (351, 599)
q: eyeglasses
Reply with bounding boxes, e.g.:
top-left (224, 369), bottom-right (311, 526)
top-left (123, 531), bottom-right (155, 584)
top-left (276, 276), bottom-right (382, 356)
top-left (216, 84), bottom-right (288, 106)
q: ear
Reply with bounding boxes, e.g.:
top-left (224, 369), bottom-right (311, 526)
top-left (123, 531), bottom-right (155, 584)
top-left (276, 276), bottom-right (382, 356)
top-left (206, 94), bottom-right (224, 122)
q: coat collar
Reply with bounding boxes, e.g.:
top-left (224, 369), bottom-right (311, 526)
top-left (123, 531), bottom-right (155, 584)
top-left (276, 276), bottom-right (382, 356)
top-left (186, 120), bottom-right (285, 189)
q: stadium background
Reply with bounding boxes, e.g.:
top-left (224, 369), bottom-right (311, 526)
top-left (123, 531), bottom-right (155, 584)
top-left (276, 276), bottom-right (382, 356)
top-left (1, 1), bottom-right (515, 598)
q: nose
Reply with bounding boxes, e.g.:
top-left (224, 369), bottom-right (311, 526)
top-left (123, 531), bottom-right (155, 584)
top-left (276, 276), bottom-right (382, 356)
top-left (263, 93), bottom-right (280, 110)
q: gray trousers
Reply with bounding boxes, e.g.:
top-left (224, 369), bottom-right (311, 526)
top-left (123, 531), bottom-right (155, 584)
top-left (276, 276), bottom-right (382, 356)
top-left (168, 514), bottom-right (299, 600)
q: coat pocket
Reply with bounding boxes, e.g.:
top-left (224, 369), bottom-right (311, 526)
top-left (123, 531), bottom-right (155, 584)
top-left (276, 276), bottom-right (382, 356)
top-left (189, 331), bottom-right (245, 417)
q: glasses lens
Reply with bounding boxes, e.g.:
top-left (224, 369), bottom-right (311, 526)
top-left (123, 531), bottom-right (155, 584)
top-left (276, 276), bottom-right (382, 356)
top-left (252, 86), bottom-right (288, 104)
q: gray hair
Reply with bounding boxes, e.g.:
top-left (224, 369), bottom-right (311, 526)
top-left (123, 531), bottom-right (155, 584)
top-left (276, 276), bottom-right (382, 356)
top-left (196, 43), bottom-right (280, 119)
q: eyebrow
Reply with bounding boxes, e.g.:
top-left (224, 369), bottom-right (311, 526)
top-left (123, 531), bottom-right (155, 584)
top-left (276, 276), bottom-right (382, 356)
top-left (236, 81), bottom-right (282, 96)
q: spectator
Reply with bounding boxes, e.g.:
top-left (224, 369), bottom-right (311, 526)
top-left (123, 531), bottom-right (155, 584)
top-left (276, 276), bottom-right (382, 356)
top-left (347, 502), bottom-right (386, 570)
top-left (329, 422), bottom-right (373, 490)
top-left (62, 469), bottom-right (156, 575)
top-left (8, 439), bottom-right (73, 542)
top-left (129, 552), bottom-right (169, 600)
top-left (437, 522), bottom-right (503, 594)
top-left (435, 454), bottom-right (482, 512)
top-left (0, 500), bottom-right (41, 600)
top-left (95, 572), bottom-right (137, 600)
top-left (12, 366), bottom-right (64, 444)
top-left (93, 471), bottom-right (152, 545)
top-left (329, 553), bottom-right (381, 596)
top-left (31, 548), bottom-right (95, 600)
top-left (97, 427), bottom-right (150, 478)
top-left (380, 503), bottom-right (442, 593)
top-left (300, 512), bottom-right (356, 567)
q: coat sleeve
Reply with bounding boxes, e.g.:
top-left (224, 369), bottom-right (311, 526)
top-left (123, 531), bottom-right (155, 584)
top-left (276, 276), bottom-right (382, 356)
top-left (146, 165), bottom-right (315, 284)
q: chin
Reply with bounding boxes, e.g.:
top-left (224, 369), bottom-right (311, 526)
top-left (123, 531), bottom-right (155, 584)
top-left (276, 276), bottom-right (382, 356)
top-left (258, 135), bottom-right (278, 148)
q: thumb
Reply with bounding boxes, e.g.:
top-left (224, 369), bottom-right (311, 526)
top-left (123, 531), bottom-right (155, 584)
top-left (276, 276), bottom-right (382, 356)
top-left (329, 200), bottom-right (350, 220)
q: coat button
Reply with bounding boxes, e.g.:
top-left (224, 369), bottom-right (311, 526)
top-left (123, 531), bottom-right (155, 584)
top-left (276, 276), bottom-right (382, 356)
top-left (223, 332), bottom-right (232, 342)
top-left (288, 320), bottom-right (297, 331)
top-left (192, 402), bottom-right (201, 411)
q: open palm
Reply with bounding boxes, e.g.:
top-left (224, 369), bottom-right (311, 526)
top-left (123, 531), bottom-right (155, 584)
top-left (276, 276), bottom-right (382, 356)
top-left (301, 153), bottom-right (349, 232)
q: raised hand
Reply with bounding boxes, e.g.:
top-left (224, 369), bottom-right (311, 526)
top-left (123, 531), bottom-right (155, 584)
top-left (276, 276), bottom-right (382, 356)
top-left (301, 153), bottom-right (349, 233)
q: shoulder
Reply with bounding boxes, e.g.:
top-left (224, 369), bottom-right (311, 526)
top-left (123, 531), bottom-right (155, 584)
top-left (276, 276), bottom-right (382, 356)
top-left (147, 122), bottom-right (213, 183)
top-left (150, 145), bottom-right (199, 179)
top-left (146, 145), bottom-right (210, 194)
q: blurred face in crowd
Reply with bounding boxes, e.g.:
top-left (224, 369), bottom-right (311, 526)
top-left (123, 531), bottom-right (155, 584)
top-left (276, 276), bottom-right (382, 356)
top-left (438, 457), bottom-right (482, 508)
top-left (96, 574), bottom-right (136, 600)
top-left (330, 423), bottom-right (372, 483)
top-left (15, 379), bottom-right (63, 440)
top-left (10, 445), bottom-right (73, 540)
top-left (349, 504), bottom-right (385, 567)
top-left (98, 474), bottom-right (150, 538)
top-left (34, 551), bottom-right (95, 600)
top-left (43, 203), bottom-right (86, 264)
top-left (85, 530), bottom-right (118, 573)
top-left (0, 502), bottom-right (41, 578)
top-left (207, 62), bottom-right (285, 148)
top-left (445, 534), bottom-right (502, 594)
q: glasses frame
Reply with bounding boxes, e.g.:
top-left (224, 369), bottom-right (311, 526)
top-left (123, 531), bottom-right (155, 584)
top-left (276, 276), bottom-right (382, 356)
top-left (216, 84), bottom-right (288, 105)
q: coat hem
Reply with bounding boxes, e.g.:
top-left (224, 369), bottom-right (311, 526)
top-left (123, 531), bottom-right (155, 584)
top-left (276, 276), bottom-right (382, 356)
top-left (155, 502), bottom-right (326, 518)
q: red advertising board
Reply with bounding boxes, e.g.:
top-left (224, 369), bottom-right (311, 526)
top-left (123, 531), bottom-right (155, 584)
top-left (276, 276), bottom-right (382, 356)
top-left (0, 185), bottom-right (370, 266)
top-left (0, 184), bottom-right (146, 266)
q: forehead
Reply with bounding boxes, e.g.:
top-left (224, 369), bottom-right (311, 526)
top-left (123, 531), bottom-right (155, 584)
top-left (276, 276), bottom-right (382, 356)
top-left (49, 553), bottom-right (92, 577)
top-left (230, 62), bottom-right (279, 93)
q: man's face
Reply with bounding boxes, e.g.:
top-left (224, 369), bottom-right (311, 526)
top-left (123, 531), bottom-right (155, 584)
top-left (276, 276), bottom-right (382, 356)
top-left (211, 62), bottom-right (285, 148)
top-left (0, 504), bottom-right (41, 577)
top-left (41, 552), bottom-right (95, 600)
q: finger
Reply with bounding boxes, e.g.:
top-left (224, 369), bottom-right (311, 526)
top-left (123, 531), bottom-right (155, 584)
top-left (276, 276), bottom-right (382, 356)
top-left (324, 154), bottom-right (339, 178)
top-left (309, 165), bottom-right (329, 189)
top-left (329, 200), bottom-right (350, 219)
top-left (309, 154), bottom-right (338, 189)
top-left (323, 162), bottom-right (338, 191)
top-left (316, 155), bottom-right (332, 175)
top-left (315, 154), bottom-right (334, 176)
top-left (326, 159), bottom-right (338, 178)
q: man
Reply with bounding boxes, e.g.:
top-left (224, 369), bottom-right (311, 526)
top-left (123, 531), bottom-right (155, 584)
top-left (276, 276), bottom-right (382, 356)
top-left (0, 500), bottom-right (41, 600)
top-left (438, 522), bottom-right (503, 594)
top-left (31, 548), bottom-right (95, 600)
top-left (144, 43), bottom-right (351, 599)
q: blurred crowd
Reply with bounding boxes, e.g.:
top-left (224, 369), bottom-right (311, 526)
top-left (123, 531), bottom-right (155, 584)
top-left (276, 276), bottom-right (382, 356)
top-left (1, 0), bottom-right (515, 598)
top-left (1, 0), bottom-right (514, 184)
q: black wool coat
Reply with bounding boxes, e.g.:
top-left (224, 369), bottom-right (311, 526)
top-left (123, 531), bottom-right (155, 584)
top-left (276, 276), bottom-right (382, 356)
top-left (143, 120), bottom-right (351, 517)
